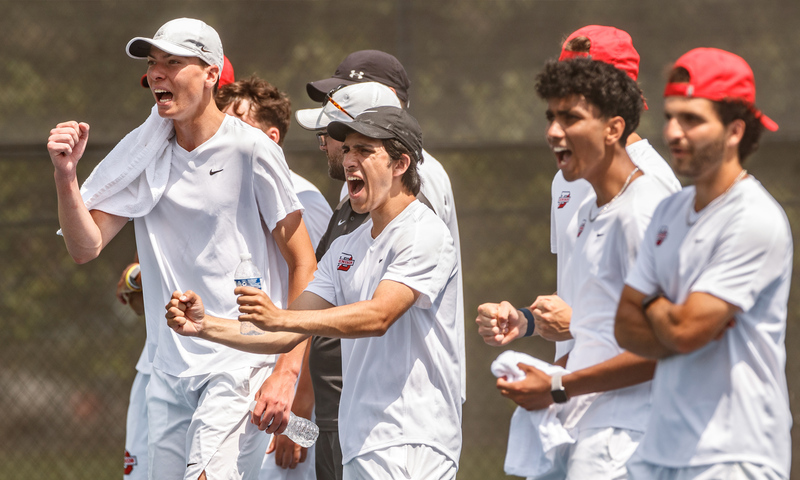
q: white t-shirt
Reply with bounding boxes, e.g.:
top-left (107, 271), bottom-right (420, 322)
top-left (290, 171), bottom-right (333, 248)
top-left (549, 139), bottom-right (680, 360)
top-left (306, 200), bottom-right (463, 465)
top-left (560, 174), bottom-right (672, 433)
top-left (340, 148), bottom-right (466, 402)
top-left (625, 177), bottom-right (793, 476)
top-left (134, 115), bottom-right (303, 377)
top-left (133, 172), bottom-right (329, 377)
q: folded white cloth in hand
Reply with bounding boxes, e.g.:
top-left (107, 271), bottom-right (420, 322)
top-left (491, 350), bottom-right (575, 478)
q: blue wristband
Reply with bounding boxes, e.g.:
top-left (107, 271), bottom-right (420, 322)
top-left (520, 308), bottom-right (536, 337)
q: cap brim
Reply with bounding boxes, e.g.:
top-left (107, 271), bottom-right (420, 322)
top-left (126, 37), bottom-right (199, 60)
top-left (760, 114), bottom-right (779, 132)
top-left (295, 107), bottom-right (329, 131)
top-left (328, 120), bottom-right (394, 143)
top-left (306, 77), bottom-right (357, 102)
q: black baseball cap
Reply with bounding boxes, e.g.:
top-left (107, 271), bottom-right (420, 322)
top-left (328, 106), bottom-right (423, 164)
top-left (306, 50), bottom-right (411, 105)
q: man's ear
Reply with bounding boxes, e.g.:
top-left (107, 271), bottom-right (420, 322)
top-left (205, 64), bottom-right (220, 89)
top-left (605, 116), bottom-right (626, 146)
top-left (264, 126), bottom-right (281, 144)
top-left (725, 118), bottom-right (746, 151)
top-left (392, 153), bottom-right (411, 178)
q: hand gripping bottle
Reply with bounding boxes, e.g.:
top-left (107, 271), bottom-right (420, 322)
top-left (234, 252), bottom-right (265, 335)
top-left (249, 401), bottom-right (319, 447)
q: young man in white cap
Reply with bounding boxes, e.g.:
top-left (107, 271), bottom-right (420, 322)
top-left (166, 106), bottom-right (463, 480)
top-left (476, 26), bottom-right (680, 363)
top-left (47, 18), bottom-right (316, 480)
top-left (617, 47), bottom-right (791, 480)
top-left (115, 56), bottom-right (236, 480)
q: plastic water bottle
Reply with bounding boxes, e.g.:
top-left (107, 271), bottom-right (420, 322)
top-left (282, 412), bottom-right (320, 448)
top-left (248, 401), bottom-right (319, 447)
top-left (234, 252), bottom-right (264, 336)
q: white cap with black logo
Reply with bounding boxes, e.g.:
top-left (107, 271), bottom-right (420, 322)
top-left (126, 18), bottom-right (223, 69)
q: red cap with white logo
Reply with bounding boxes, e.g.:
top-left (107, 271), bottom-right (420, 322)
top-left (664, 47), bottom-right (778, 131)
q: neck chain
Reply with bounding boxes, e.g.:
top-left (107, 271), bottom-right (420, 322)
top-left (686, 169), bottom-right (747, 226)
top-left (589, 167), bottom-right (639, 222)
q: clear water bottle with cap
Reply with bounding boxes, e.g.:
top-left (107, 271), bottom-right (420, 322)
top-left (282, 412), bottom-right (320, 448)
top-left (234, 252), bottom-right (264, 336)
top-left (249, 401), bottom-right (319, 447)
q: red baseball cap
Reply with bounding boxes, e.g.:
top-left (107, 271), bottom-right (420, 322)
top-left (559, 25), bottom-right (640, 81)
top-left (664, 48), bottom-right (778, 131)
top-left (140, 55), bottom-right (235, 88)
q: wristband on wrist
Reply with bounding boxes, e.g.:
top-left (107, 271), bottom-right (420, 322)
top-left (125, 264), bottom-right (142, 292)
top-left (520, 308), bottom-right (536, 337)
top-left (641, 292), bottom-right (663, 313)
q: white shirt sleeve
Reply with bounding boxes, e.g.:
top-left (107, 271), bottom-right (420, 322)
top-left (252, 141), bottom-right (303, 232)
top-left (625, 203), bottom-right (664, 296)
top-left (382, 219), bottom-right (457, 310)
top-left (691, 206), bottom-right (792, 312)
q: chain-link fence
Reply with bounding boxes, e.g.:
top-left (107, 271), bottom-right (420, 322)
top-left (2, 0), bottom-right (800, 478)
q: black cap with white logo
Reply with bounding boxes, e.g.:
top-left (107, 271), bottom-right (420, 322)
top-left (306, 50), bottom-right (411, 105)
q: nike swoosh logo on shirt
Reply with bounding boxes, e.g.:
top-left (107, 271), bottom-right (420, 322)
top-left (338, 219), bottom-right (346, 226)
top-left (210, 168), bottom-right (223, 175)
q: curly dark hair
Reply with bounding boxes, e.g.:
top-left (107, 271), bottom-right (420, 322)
top-left (667, 67), bottom-right (764, 162)
top-left (383, 138), bottom-right (422, 195)
top-left (535, 58), bottom-right (643, 145)
top-left (215, 76), bottom-right (291, 145)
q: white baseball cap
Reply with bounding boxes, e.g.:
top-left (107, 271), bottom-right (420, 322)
top-left (295, 82), bottom-right (401, 131)
top-left (126, 18), bottom-right (223, 69)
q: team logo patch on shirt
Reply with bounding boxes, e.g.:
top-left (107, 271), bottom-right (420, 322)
top-left (656, 226), bottom-right (668, 246)
top-left (337, 253), bottom-right (355, 271)
top-left (557, 191), bottom-right (571, 209)
top-left (124, 450), bottom-right (138, 475)
top-left (577, 219), bottom-right (586, 238)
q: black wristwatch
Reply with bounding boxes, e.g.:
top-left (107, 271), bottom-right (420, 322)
top-left (551, 373), bottom-right (568, 404)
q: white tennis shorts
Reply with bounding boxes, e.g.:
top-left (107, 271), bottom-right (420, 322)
top-left (147, 365), bottom-right (273, 480)
top-left (343, 443), bottom-right (456, 480)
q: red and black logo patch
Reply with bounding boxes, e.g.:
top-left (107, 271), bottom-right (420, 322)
top-left (656, 226), bottom-right (668, 246)
top-left (124, 450), bottom-right (138, 475)
top-left (337, 253), bottom-right (355, 271)
top-left (557, 191), bottom-right (571, 209)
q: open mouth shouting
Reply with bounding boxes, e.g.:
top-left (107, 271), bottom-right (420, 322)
top-left (552, 145), bottom-right (572, 168)
top-left (347, 174), bottom-right (365, 199)
top-left (153, 88), bottom-right (174, 105)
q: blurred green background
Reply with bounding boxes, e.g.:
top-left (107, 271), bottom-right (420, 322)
top-left (2, 0), bottom-right (799, 478)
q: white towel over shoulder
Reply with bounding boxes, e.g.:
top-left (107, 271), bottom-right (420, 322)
top-left (491, 350), bottom-right (575, 478)
top-left (79, 104), bottom-right (174, 217)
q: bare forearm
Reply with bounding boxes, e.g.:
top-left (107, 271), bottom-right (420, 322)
top-left (200, 314), bottom-right (307, 354)
top-left (291, 344), bottom-right (315, 418)
top-left (272, 338), bottom-right (310, 387)
top-left (615, 299), bottom-right (676, 359)
top-left (54, 171), bottom-right (104, 263)
top-left (646, 294), bottom-right (736, 355)
top-left (280, 300), bottom-right (397, 338)
top-left (562, 352), bottom-right (656, 397)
